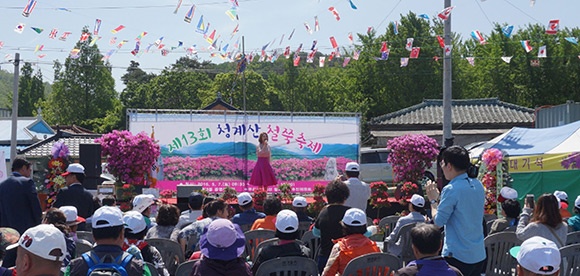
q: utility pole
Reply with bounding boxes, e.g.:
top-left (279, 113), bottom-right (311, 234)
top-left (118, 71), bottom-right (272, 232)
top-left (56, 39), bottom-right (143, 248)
top-left (442, 0), bottom-right (453, 148)
top-left (10, 53), bottom-right (20, 162)
top-left (242, 36), bottom-right (248, 191)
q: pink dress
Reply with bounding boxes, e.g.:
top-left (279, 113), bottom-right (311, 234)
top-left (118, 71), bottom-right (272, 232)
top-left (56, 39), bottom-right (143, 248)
top-left (249, 144), bottom-right (277, 187)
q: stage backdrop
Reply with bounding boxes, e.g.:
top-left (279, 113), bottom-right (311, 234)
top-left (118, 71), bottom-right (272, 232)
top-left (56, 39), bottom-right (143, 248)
top-left (128, 110), bottom-right (361, 193)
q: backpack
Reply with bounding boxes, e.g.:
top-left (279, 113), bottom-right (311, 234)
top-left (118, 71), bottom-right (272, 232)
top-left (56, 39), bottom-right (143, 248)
top-left (81, 251), bottom-right (134, 276)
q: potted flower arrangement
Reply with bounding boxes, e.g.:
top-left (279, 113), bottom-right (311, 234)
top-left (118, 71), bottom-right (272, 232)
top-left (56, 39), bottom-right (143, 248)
top-left (307, 184), bottom-right (327, 218)
top-left (43, 141), bottom-right (70, 209)
top-left (387, 134), bottom-right (439, 184)
top-left (277, 183), bottom-right (293, 203)
top-left (221, 187), bottom-right (238, 202)
top-left (159, 189), bottom-right (176, 199)
top-left (253, 188), bottom-right (267, 212)
top-left (400, 182), bottom-right (419, 199)
top-left (480, 148), bottom-right (507, 215)
top-left (369, 181), bottom-right (391, 222)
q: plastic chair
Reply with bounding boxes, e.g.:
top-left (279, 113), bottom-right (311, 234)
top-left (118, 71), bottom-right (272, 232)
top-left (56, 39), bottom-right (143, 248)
top-left (253, 238), bottom-right (280, 262)
top-left (484, 232), bottom-right (521, 276)
top-left (239, 224), bottom-right (252, 233)
top-left (75, 240), bottom-right (93, 257)
top-left (145, 238), bottom-right (185, 276)
top-left (486, 219), bottom-right (496, 236)
top-left (297, 221), bottom-right (312, 238)
top-left (300, 230), bottom-right (321, 260)
top-left (144, 262), bottom-right (160, 276)
top-left (379, 215), bottom-right (400, 238)
top-left (567, 231), bottom-right (580, 246)
top-left (254, 256), bottom-right (318, 276)
top-left (384, 222), bottom-right (416, 264)
top-left (560, 244), bottom-right (580, 276)
top-left (243, 229), bottom-right (276, 262)
top-left (175, 260), bottom-right (197, 276)
top-left (76, 231), bottom-right (94, 244)
top-left (342, 252), bottom-right (402, 276)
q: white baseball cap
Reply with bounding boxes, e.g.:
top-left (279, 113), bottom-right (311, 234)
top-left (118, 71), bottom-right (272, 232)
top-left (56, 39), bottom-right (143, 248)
top-left (510, 236), bottom-right (560, 275)
top-left (123, 211), bottom-right (147, 234)
top-left (61, 163), bottom-right (85, 176)
top-left (237, 192), bottom-right (253, 206)
top-left (410, 194), bottom-right (425, 208)
top-left (59, 206), bottom-right (86, 226)
top-left (554, 190), bottom-right (568, 201)
top-left (92, 206), bottom-right (124, 229)
top-left (275, 210), bottom-right (299, 233)
top-left (575, 195), bottom-right (580, 209)
top-left (345, 162), bottom-right (360, 172)
top-left (499, 187), bottom-right (518, 202)
top-left (342, 208), bottom-right (366, 226)
top-left (292, 196), bottom-right (307, 207)
top-left (132, 194), bottom-right (157, 213)
top-left (7, 224), bottom-right (66, 262)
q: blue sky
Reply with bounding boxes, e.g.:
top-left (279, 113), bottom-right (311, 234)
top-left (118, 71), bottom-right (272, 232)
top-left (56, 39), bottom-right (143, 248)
top-left (0, 0), bottom-right (575, 90)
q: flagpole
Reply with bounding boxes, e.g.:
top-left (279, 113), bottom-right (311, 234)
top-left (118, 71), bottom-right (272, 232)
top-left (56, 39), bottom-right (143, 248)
top-left (443, 0), bottom-right (453, 148)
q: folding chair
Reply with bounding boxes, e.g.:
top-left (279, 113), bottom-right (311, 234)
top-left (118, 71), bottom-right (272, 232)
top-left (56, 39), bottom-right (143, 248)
top-left (560, 243), bottom-right (580, 276)
top-left (301, 230), bottom-right (321, 260)
top-left (484, 232), bottom-right (521, 276)
top-left (145, 238), bottom-right (185, 276)
top-left (567, 231), bottom-right (580, 246)
top-left (254, 256), bottom-right (318, 276)
top-left (175, 260), bottom-right (198, 276)
top-left (342, 252), bottom-right (402, 276)
top-left (243, 229), bottom-right (276, 262)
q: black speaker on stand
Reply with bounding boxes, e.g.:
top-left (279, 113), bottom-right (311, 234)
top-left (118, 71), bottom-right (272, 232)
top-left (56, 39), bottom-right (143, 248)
top-left (80, 144), bottom-right (102, 190)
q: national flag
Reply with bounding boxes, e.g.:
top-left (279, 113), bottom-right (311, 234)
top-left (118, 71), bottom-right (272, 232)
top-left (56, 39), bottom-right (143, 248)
top-left (174, 0), bottom-right (183, 13)
top-left (206, 30), bottom-right (216, 44)
top-left (348, 0), bottom-right (358, 9)
top-left (353, 50), bottom-right (361, 60)
top-left (314, 16), bottom-right (320, 32)
top-left (295, 43), bottom-right (302, 54)
top-left (186, 46), bottom-right (197, 55)
top-left (307, 50), bottom-right (316, 63)
top-left (184, 5), bottom-right (196, 23)
top-left (225, 8), bottom-right (238, 21)
top-left (392, 21), bottom-right (399, 35)
top-left (196, 16), bottom-right (205, 34)
top-left (546, 19), bottom-right (559, 35)
top-left (378, 49), bottom-right (389, 60)
top-left (410, 47), bottom-right (420, 59)
top-left (22, 0), bottom-right (37, 17)
top-left (328, 52), bottom-right (335, 62)
top-left (367, 27), bottom-right (373, 34)
top-left (279, 34), bottom-right (284, 45)
top-left (89, 36), bottom-right (101, 47)
top-left (0, 42), bottom-right (4, 49)
top-left (343, 57), bottom-right (351, 67)
top-left (471, 30), bottom-right (486, 45)
top-left (304, 22), bottom-right (312, 34)
top-left (80, 32), bottom-right (90, 42)
top-left (161, 49), bottom-right (169, 56)
top-left (310, 40), bottom-right (317, 51)
top-left (136, 32), bottom-right (148, 41)
top-left (284, 46), bottom-right (291, 58)
top-left (59, 32), bottom-right (72, 41)
top-left (31, 27), bottom-right (43, 34)
top-left (110, 37), bottom-right (117, 45)
top-left (348, 32), bottom-right (354, 44)
top-left (438, 6), bottom-right (455, 20)
top-left (565, 37), bottom-right (578, 45)
top-left (230, 0), bottom-right (239, 8)
top-left (418, 14), bottom-right (430, 20)
top-left (405, 38), bottom-right (414, 51)
top-left (538, 45), bottom-right (547, 58)
top-left (436, 35), bottom-right (445, 48)
top-left (530, 59), bottom-right (540, 67)
top-left (111, 25), bottom-right (125, 34)
top-left (231, 24), bottom-right (239, 37)
top-left (380, 42), bottom-right (388, 53)
top-left (293, 55), bottom-right (300, 66)
top-left (400, 57), bottom-right (409, 67)
top-left (521, 40), bottom-right (533, 53)
top-left (335, 49), bottom-right (341, 58)
top-left (14, 23), bottom-right (25, 34)
top-left (501, 56), bottom-right (512, 63)
top-left (131, 41), bottom-right (141, 56)
top-left (328, 7), bottom-right (340, 21)
top-left (444, 45), bottom-right (452, 56)
top-left (466, 57), bottom-right (475, 66)
top-left (94, 19), bottom-right (102, 35)
top-left (319, 56), bottom-right (326, 67)
top-left (102, 49), bottom-right (116, 61)
top-left (288, 28), bottom-right (295, 40)
top-left (49, 28), bottom-right (58, 39)
top-left (503, 25), bottom-right (514, 38)
top-left (221, 43), bottom-right (229, 54)
top-left (330, 36), bottom-right (338, 49)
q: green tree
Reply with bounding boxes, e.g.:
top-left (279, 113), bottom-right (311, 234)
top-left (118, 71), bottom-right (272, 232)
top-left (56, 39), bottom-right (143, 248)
top-left (120, 61), bottom-right (154, 108)
top-left (17, 63), bottom-right (45, 116)
top-left (144, 69), bottom-right (211, 109)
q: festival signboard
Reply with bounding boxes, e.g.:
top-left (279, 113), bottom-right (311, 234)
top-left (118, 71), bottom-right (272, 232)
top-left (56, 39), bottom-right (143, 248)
top-left (128, 110), bottom-right (360, 193)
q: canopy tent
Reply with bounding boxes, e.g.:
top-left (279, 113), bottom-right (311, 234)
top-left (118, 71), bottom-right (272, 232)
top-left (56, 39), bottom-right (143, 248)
top-left (470, 120), bottom-right (580, 208)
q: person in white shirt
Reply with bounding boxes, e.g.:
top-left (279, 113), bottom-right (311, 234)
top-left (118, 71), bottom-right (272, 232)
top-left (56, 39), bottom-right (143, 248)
top-left (342, 162), bottom-right (371, 212)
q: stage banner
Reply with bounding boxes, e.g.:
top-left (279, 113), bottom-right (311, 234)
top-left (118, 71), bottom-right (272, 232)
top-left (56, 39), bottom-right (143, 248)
top-left (129, 111), bottom-right (360, 193)
top-left (506, 152), bottom-right (580, 173)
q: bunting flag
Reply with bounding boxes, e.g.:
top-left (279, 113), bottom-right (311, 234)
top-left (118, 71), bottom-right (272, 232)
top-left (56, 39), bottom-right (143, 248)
top-left (379, 49), bottom-right (389, 60)
top-left (236, 55), bottom-right (247, 72)
top-left (565, 37), bottom-right (578, 45)
top-left (49, 28), bottom-right (58, 39)
top-left (117, 40), bottom-right (129, 49)
top-left (438, 6), bottom-right (454, 20)
top-left (546, 19), bottom-right (559, 35)
top-left (174, 0), bottom-right (183, 14)
top-left (343, 57), bottom-right (351, 67)
top-left (59, 32), bottom-right (72, 41)
top-left (184, 5), bottom-right (196, 23)
top-left (307, 50), bottom-right (316, 63)
top-left (501, 56), bottom-right (512, 63)
top-left (353, 50), bottom-right (361, 60)
top-left (94, 19), bottom-right (102, 35)
top-left (444, 45), bottom-right (452, 56)
top-left (393, 21), bottom-right (399, 35)
top-left (319, 56), bottom-right (326, 67)
top-left (400, 57), bottom-right (409, 67)
top-left (311, 40), bottom-right (317, 51)
top-left (158, 43), bottom-right (166, 50)
top-left (186, 46), bottom-right (197, 55)
top-left (34, 44), bottom-right (43, 53)
top-left (0, 42), bottom-right (4, 49)
top-left (288, 28), bottom-right (295, 40)
top-left (22, 0), bottom-right (37, 17)
top-left (418, 14), bottom-right (430, 20)
top-left (405, 38), bottom-right (414, 51)
top-left (31, 27), bottom-right (43, 34)
top-left (538, 45), bottom-right (547, 58)
top-left (231, 24), bottom-right (239, 37)
top-left (284, 46), bottom-right (291, 58)
top-left (328, 51), bottom-right (335, 62)
top-left (131, 41), bottom-right (141, 56)
top-left (530, 59), bottom-right (540, 67)
top-left (367, 27), bottom-right (373, 34)
top-left (503, 25), bottom-right (514, 38)
top-left (330, 36), bottom-right (338, 49)
top-left (225, 8), bottom-right (238, 21)
top-left (111, 25), bottom-right (125, 34)
top-left (4, 54), bottom-right (11, 61)
top-left (196, 16), bottom-right (205, 34)
top-left (314, 16), bottom-right (320, 32)
top-left (221, 43), bottom-right (229, 54)
top-left (295, 43), bottom-right (302, 54)
top-left (348, 0), bottom-right (358, 9)
top-left (89, 36), bottom-right (100, 46)
top-left (521, 40), bottom-right (533, 53)
top-left (136, 32), bottom-right (147, 41)
top-left (80, 32), bottom-right (90, 42)
top-left (380, 42), bottom-right (388, 53)
top-left (230, 0), bottom-right (239, 8)
top-left (304, 22), bottom-right (312, 34)
top-left (348, 32), bottom-right (354, 44)
top-left (69, 49), bottom-right (81, 59)
top-left (328, 7), bottom-right (340, 21)
top-left (436, 36), bottom-right (445, 48)
top-left (161, 49), bottom-right (169, 56)
top-left (37, 54), bottom-right (46, 59)
top-left (110, 37), bottom-right (117, 45)
top-left (293, 55), bottom-right (300, 66)
top-left (334, 49), bottom-right (341, 58)
top-left (410, 47), bottom-right (420, 59)
top-left (466, 57), bottom-right (475, 66)
top-left (15, 23), bottom-right (25, 34)
top-left (205, 30), bottom-right (216, 44)
top-left (471, 30), bottom-right (486, 45)
top-left (233, 38), bottom-right (240, 49)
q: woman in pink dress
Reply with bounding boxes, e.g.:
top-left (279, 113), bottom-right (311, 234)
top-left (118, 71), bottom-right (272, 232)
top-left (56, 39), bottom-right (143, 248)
top-left (249, 132), bottom-right (277, 188)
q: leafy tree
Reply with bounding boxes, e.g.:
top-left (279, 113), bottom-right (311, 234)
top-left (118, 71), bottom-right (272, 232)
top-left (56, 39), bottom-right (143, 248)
top-left (144, 69), bottom-right (211, 109)
top-left (17, 62), bottom-right (45, 116)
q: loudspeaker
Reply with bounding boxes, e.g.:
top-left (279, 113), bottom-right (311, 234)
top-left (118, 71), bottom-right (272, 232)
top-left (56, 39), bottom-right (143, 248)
top-left (176, 185), bottom-right (203, 212)
top-left (80, 144), bottom-right (102, 190)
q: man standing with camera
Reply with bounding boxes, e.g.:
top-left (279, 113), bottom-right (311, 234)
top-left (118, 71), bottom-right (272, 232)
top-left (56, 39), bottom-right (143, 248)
top-left (426, 146), bottom-right (486, 276)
